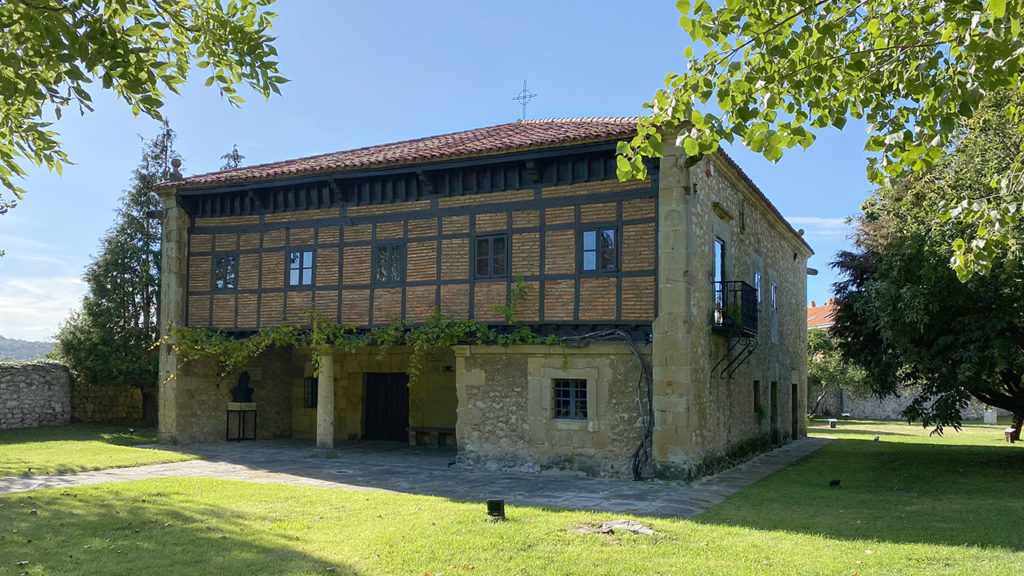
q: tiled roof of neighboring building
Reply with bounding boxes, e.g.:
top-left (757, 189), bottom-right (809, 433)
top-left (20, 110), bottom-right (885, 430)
top-left (162, 117), bottom-right (640, 190)
top-left (807, 299), bottom-right (838, 329)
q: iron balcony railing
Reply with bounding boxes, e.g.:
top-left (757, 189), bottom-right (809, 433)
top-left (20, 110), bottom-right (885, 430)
top-left (713, 280), bottom-right (759, 336)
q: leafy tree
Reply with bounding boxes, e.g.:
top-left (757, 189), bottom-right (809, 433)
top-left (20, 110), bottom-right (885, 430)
top-left (220, 144), bottom-right (245, 170)
top-left (53, 122), bottom-right (179, 425)
top-left (618, 0), bottom-right (1023, 280)
top-left (831, 90), bottom-right (1024, 438)
top-left (807, 328), bottom-right (868, 416)
top-left (0, 0), bottom-right (285, 216)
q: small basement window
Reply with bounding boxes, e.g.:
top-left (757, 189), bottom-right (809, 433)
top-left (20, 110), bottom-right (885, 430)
top-left (553, 378), bottom-right (588, 420)
top-left (214, 255), bottom-right (237, 290)
top-left (289, 250), bottom-right (314, 286)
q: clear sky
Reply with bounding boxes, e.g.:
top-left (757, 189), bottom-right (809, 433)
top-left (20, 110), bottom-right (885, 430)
top-left (0, 0), bottom-right (869, 342)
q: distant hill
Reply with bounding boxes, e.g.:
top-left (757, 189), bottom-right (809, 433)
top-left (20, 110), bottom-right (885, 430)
top-left (0, 335), bottom-right (56, 362)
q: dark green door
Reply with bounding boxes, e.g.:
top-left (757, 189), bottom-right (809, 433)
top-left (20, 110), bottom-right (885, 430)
top-left (364, 373), bottom-right (409, 441)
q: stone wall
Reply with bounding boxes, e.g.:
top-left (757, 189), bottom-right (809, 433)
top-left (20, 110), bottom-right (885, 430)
top-left (816, 387), bottom-right (997, 421)
top-left (454, 344), bottom-right (649, 477)
top-left (0, 362), bottom-right (71, 429)
top-left (71, 385), bottom-right (143, 423)
top-left (160, 347), bottom-right (302, 444)
top-left (653, 140), bottom-right (812, 479)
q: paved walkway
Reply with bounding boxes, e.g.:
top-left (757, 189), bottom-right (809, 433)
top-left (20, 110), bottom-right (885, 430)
top-left (0, 437), bottom-right (830, 518)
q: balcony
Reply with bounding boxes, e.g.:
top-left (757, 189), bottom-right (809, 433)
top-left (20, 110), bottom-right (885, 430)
top-left (712, 281), bottom-right (759, 337)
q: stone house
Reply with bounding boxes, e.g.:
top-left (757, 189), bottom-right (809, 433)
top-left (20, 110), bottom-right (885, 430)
top-left (156, 118), bottom-right (813, 479)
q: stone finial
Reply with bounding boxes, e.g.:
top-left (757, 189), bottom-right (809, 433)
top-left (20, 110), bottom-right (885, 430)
top-left (170, 158), bottom-right (183, 181)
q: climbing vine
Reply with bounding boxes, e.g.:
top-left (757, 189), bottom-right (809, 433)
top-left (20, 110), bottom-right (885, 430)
top-left (167, 277), bottom-right (558, 383)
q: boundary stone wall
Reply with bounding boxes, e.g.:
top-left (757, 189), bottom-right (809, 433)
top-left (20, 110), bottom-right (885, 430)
top-left (71, 385), bottom-right (143, 422)
top-left (0, 362), bottom-right (71, 429)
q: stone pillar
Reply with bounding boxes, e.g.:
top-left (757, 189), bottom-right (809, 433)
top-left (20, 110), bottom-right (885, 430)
top-left (651, 135), bottom-right (697, 478)
top-left (313, 347), bottom-right (337, 456)
top-left (157, 187), bottom-right (188, 443)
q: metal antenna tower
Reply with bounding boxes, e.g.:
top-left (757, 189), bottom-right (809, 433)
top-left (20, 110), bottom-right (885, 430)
top-left (512, 80), bottom-right (537, 120)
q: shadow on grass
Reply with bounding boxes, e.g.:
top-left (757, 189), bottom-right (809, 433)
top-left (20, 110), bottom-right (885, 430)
top-left (0, 423), bottom-right (194, 478)
top-left (693, 437), bottom-right (1024, 550)
top-left (0, 478), bottom-right (363, 575)
top-left (0, 422), bottom-right (156, 446)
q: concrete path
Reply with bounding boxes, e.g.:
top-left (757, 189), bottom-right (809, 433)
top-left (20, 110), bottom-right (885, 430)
top-left (0, 437), bottom-right (830, 518)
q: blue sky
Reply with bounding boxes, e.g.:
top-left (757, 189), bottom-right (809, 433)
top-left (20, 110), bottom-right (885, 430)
top-left (0, 0), bottom-right (868, 342)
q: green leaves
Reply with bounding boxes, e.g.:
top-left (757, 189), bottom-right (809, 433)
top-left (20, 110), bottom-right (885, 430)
top-left (0, 0), bottom-right (286, 217)
top-left (617, 0), bottom-right (1024, 281)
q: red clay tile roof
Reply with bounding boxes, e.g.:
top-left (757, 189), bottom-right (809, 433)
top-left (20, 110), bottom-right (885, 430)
top-left (161, 116), bottom-right (812, 253)
top-left (807, 299), bottom-right (838, 329)
top-left (162, 117), bottom-right (640, 190)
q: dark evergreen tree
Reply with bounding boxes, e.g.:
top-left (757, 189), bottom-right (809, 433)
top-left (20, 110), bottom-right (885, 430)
top-left (54, 122), bottom-right (180, 425)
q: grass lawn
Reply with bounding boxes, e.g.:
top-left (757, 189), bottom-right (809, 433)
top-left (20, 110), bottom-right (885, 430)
top-left (0, 419), bottom-right (1020, 575)
top-left (0, 424), bottom-right (196, 478)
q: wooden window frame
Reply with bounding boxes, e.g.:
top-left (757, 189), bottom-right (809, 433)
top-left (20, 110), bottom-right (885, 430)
top-left (373, 242), bottom-right (405, 285)
top-left (552, 378), bottom-right (588, 420)
top-left (473, 234), bottom-right (509, 279)
top-left (213, 254), bottom-right (238, 291)
top-left (579, 226), bottom-right (618, 274)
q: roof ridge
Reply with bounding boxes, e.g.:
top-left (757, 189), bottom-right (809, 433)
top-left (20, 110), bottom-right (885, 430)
top-left (519, 117), bottom-right (639, 124)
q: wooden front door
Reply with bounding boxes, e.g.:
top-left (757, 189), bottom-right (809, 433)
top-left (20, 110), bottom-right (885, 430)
top-left (364, 372), bottom-right (409, 442)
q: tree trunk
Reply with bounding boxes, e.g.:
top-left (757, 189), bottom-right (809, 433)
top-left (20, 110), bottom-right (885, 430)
top-left (141, 388), bottom-right (158, 427)
top-left (811, 383), bottom-right (829, 416)
top-left (1012, 413), bottom-right (1023, 442)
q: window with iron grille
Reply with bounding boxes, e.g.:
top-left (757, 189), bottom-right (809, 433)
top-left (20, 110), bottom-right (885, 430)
top-left (553, 378), bottom-right (588, 420)
top-left (289, 250), bottom-right (314, 286)
top-left (581, 228), bottom-right (617, 272)
top-left (214, 255), bottom-right (237, 290)
top-left (374, 243), bottom-right (405, 284)
top-left (304, 376), bottom-right (318, 409)
top-left (474, 235), bottom-right (508, 278)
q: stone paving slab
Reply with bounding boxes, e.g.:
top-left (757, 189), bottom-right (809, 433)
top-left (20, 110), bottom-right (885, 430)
top-left (0, 437), bottom-right (830, 518)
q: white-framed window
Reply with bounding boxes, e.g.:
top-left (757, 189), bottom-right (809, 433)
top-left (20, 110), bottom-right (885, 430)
top-left (754, 270), bottom-right (762, 303)
top-left (771, 281), bottom-right (779, 312)
top-left (289, 250), bottom-right (314, 286)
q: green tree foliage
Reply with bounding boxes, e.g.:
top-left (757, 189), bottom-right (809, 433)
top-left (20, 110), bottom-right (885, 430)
top-left (53, 123), bottom-right (179, 425)
top-left (618, 0), bottom-right (1023, 280)
top-left (806, 328), bottom-right (868, 416)
top-left (831, 90), bottom-right (1024, 438)
top-left (0, 0), bottom-right (285, 215)
top-left (220, 144), bottom-right (245, 170)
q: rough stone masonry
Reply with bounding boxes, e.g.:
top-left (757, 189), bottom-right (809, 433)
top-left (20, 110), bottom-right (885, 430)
top-left (0, 361), bottom-right (71, 429)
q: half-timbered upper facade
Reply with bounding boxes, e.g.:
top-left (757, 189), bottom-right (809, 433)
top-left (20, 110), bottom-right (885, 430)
top-left (177, 119), bottom-right (656, 335)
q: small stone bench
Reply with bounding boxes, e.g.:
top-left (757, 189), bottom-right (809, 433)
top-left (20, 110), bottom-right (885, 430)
top-left (1005, 428), bottom-right (1017, 443)
top-left (409, 426), bottom-right (456, 448)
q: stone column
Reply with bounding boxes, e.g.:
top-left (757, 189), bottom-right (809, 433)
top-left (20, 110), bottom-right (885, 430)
top-left (157, 187), bottom-right (188, 443)
top-left (313, 347), bottom-right (337, 457)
